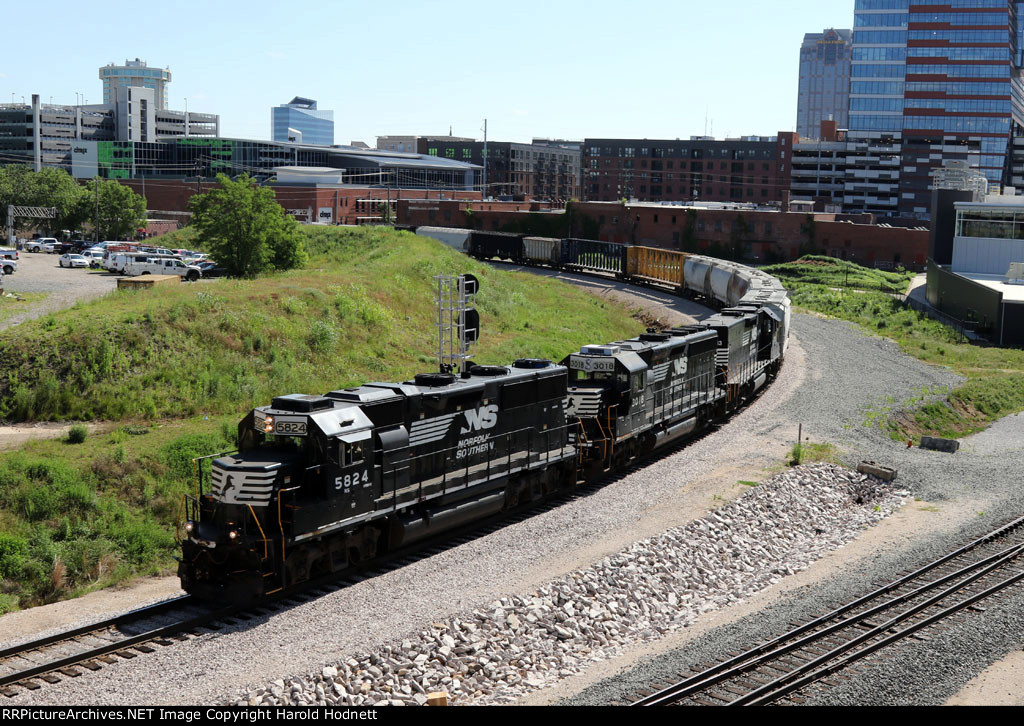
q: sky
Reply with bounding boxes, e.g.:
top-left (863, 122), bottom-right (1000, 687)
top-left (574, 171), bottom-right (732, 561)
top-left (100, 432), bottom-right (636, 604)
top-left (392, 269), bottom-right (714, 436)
top-left (1, 0), bottom-right (857, 145)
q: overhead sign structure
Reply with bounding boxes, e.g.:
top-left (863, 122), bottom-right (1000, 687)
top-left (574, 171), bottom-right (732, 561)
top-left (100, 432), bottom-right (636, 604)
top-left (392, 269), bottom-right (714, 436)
top-left (7, 205), bottom-right (57, 246)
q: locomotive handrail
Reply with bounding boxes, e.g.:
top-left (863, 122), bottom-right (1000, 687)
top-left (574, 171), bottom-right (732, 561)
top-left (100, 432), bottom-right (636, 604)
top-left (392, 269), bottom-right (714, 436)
top-left (247, 503), bottom-right (269, 560)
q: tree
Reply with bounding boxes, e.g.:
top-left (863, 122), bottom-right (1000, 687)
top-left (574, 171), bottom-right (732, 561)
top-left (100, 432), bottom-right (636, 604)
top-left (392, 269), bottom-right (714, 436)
top-left (0, 166), bottom-right (91, 237)
top-left (188, 174), bottom-right (307, 278)
top-left (84, 177), bottom-right (148, 241)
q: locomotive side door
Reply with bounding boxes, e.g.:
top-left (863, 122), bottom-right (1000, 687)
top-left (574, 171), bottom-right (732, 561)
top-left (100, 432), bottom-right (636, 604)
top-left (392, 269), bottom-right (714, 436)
top-left (375, 426), bottom-right (411, 509)
top-left (333, 430), bottom-right (375, 516)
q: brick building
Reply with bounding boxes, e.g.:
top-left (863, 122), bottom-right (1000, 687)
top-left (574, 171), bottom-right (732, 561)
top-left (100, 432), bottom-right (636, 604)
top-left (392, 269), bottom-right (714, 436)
top-left (398, 199), bottom-right (929, 268)
top-left (582, 133), bottom-right (799, 205)
top-left (118, 178), bottom-right (482, 226)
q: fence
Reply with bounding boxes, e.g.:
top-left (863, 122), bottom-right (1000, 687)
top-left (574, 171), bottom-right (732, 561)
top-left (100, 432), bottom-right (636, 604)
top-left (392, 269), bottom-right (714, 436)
top-left (895, 293), bottom-right (981, 344)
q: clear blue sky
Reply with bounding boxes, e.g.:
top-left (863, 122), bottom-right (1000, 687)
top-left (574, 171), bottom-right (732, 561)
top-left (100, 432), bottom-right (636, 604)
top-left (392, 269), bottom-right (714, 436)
top-left (1, 0), bottom-right (856, 144)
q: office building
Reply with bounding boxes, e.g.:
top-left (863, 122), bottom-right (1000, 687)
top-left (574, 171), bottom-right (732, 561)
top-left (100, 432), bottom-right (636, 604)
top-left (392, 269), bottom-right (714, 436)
top-left (0, 95), bottom-right (217, 174)
top-left (796, 29), bottom-right (853, 138)
top-left (582, 134), bottom-right (798, 205)
top-left (100, 58), bottom-right (171, 109)
top-left (849, 0), bottom-right (1024, 218)
top-left (272, 97), bottom-right (334, 146)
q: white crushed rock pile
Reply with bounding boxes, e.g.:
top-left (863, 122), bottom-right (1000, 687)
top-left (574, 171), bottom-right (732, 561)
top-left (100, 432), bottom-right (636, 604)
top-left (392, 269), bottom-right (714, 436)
top-left (233, 463), bottom-right (908, 707)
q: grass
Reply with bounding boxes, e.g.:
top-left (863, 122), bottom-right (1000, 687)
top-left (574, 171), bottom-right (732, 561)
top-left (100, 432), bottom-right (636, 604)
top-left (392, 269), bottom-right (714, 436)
top-left (772, 260), bottom-right (1024, 442)
top-left (0, 292), bottom-right (49, 325)
top-left (762, 255), bottom-right (915, 294)
top-left (789, 441), bottom-right (842, 467)
top-left (0, 226), bottom-right (644, 611)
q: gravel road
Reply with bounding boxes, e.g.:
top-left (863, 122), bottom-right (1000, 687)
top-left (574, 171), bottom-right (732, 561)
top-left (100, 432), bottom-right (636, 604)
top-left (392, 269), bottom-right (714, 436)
top-left (0, 251), bottom-right (118, 332)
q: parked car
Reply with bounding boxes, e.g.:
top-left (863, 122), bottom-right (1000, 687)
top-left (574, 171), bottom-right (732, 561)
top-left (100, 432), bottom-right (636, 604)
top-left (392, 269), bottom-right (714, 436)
top-left (1, 258), bottom-right (16, 275)
top-left (195, 261), bottom-right (227, 278)
top-left (59, 254), bottom-right (90, 269)
top-left (27, 238), bottom-right (58, 253)
top-left (81, 249), bottom-right (105, 268)
top-left (0, 247), bottom-right (17, 261)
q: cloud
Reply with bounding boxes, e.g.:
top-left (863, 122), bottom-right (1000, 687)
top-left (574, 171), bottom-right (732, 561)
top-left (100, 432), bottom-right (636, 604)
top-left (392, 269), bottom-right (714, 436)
top-left (267, 51), bottom-right (286, 61)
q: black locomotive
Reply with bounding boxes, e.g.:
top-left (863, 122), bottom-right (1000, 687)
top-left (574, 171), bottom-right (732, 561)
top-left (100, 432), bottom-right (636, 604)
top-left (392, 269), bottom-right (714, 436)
top-left (178, 237), bottom-right (790, 602)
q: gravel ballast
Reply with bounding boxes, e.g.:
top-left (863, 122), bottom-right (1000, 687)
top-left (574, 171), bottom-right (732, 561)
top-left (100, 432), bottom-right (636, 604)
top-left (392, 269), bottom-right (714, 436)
top-left (233, 464), bottom-right (908, 706)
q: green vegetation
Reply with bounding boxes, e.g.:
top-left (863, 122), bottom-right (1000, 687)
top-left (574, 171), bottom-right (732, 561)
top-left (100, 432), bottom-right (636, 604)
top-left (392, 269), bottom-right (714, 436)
top-left (0, 292), bottom-right (49, 325)
top-left (789, 441), bottom-right (841, 467)
top-left (66, 424), bottom-right (88, 444)
top-left (0, 226), bottom-right (643, 609)
top-left (771, 257), bottom-right (1024, 441)
top-left (0, 227), bottom-right (640, 423)
top-left (0, 167), bottom-right (92, 236)
top-left (188, 174), bottom-right (306, 278)
top-left (0, 420), bottom-right (235, 611)
top-left (763, 255), bottom-right (915, 294)
top-left (84, 177), bottom-right (148, 241)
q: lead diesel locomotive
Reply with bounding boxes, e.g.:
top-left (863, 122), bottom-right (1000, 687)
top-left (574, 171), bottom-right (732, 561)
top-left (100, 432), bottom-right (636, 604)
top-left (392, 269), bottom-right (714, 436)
top-left (178, 245), bottom-right (790, 602)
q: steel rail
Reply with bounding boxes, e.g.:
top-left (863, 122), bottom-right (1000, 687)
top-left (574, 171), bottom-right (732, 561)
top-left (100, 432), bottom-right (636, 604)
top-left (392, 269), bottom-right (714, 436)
top-left (632, 513), bottom-right (1024, 706)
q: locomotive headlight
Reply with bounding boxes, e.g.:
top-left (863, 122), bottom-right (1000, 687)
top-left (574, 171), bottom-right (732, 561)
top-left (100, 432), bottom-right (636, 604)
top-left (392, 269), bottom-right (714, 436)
top-left (264, 415), bottom-right (274, 434)
top-left (184, 521), bottom-right (195, 534)
top-left (228, 530), bottom-right (238, 541)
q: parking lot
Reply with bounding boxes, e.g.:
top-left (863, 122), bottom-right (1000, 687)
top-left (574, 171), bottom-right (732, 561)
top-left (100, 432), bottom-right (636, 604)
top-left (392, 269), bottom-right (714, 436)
top-left (0, 250), bottom-right (120, 331)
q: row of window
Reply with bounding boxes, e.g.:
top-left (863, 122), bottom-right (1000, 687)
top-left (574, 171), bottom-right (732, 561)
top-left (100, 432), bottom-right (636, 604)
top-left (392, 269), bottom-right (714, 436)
top-left (587, 170), bottom-right (774, 185)
top-left (905, 81), bottom-right (1011, 93)
top-left (909, 12), bottom-right (1011, 24)
top-left (908, 29), bottom-right (1009, 41)
top-left (855, 12), bottom-right (907, 27)
top-left (854, 46), bottom-right (1012, 61)
top-left (905, 98), bottom-right (1011, 112)
top-left (853, 62), bottom-right (1010, 79)
top-left (856, 0), bottom-right (1006, 10)
top-left (589, 159), bottom-right (774, 172)
top-left (584, 146), bottom-right (775, 160)
top-left (851, 115), bottom-right (1012, 132)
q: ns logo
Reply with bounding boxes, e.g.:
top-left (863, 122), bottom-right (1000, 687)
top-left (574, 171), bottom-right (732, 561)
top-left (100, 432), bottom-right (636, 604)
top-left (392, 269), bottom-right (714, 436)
top-left (460, 405), bottom-right (499, 434)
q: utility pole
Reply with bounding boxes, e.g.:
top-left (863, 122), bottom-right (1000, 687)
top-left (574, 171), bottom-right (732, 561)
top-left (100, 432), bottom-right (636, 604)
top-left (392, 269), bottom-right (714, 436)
top-left (482, 119), bottom-right (488, 201)
top-left (94, 178), bottom-right (100, 243)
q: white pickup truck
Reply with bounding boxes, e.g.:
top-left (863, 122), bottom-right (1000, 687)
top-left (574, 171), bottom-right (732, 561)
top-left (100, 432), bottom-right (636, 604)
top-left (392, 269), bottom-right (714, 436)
top-left (123, 256), bottom-right (202, 282)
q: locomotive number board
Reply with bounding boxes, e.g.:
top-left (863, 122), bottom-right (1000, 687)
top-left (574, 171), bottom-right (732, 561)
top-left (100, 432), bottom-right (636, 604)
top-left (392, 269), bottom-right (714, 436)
top-left (255, 411), bottom-right (309, 436)
top-left (569, 355), bottom-right (616, 373)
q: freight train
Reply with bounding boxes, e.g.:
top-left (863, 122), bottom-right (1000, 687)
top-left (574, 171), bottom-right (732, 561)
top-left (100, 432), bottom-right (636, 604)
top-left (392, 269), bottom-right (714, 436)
top-left (177, 231), bottom-right (790, 602)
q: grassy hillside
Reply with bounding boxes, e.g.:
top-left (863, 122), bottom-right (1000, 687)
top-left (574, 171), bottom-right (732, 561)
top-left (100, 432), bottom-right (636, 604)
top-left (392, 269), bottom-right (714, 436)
top-left (0, 227), bottom-right (639, 423)
top-left (774, 260), bottom-right (1024, 442)
top-left (762, 255), bottom-right (915, 294)
top-left (0, 226), bottom-right (643, 611)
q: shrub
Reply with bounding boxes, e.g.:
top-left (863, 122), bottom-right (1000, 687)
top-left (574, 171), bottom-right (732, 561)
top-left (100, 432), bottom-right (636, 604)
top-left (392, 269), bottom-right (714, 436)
top-left (67, 424), bottom-right (88, 444)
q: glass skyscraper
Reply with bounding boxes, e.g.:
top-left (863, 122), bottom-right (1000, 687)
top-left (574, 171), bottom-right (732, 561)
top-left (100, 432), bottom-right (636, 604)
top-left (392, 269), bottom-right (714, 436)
top-left (849, 0), bottom-right (1024, 217)
top-left (271, 97), bottom-right (334, 147)
top-left (797, 29), bottom-right (853, 138)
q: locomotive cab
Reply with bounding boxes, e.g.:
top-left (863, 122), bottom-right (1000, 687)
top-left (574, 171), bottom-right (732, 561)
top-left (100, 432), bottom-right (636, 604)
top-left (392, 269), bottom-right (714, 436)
top-left (179, 394), bottom-right (378, 601)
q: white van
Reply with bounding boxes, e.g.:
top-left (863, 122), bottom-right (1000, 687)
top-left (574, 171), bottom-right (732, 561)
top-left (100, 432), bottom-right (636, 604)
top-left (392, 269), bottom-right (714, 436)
top-left (123, 256), bottom-right (202, 282)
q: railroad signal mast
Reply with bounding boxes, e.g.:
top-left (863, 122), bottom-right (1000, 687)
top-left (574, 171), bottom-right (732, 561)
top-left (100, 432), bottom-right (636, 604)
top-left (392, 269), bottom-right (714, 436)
top-left (434, 273), bottom-right (480, 375)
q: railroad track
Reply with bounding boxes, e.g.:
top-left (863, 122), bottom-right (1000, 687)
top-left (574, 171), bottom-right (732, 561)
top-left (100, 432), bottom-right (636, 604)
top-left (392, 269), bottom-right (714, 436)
top-left (0, 596), bottom-right (235, 697)
top-left (0, 410), bottom-right (731, 701)
top-left (630, 514), bottom-right (1024, 706)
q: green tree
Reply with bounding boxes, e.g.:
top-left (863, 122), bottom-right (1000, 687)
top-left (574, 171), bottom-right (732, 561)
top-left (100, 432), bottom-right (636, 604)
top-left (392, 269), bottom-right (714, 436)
top-left (188, 174), bottom-right (307, 278)
top-left (0, 166), bottom-right (91, 238)
top-left (84, 177), bottom-right (148, 241)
